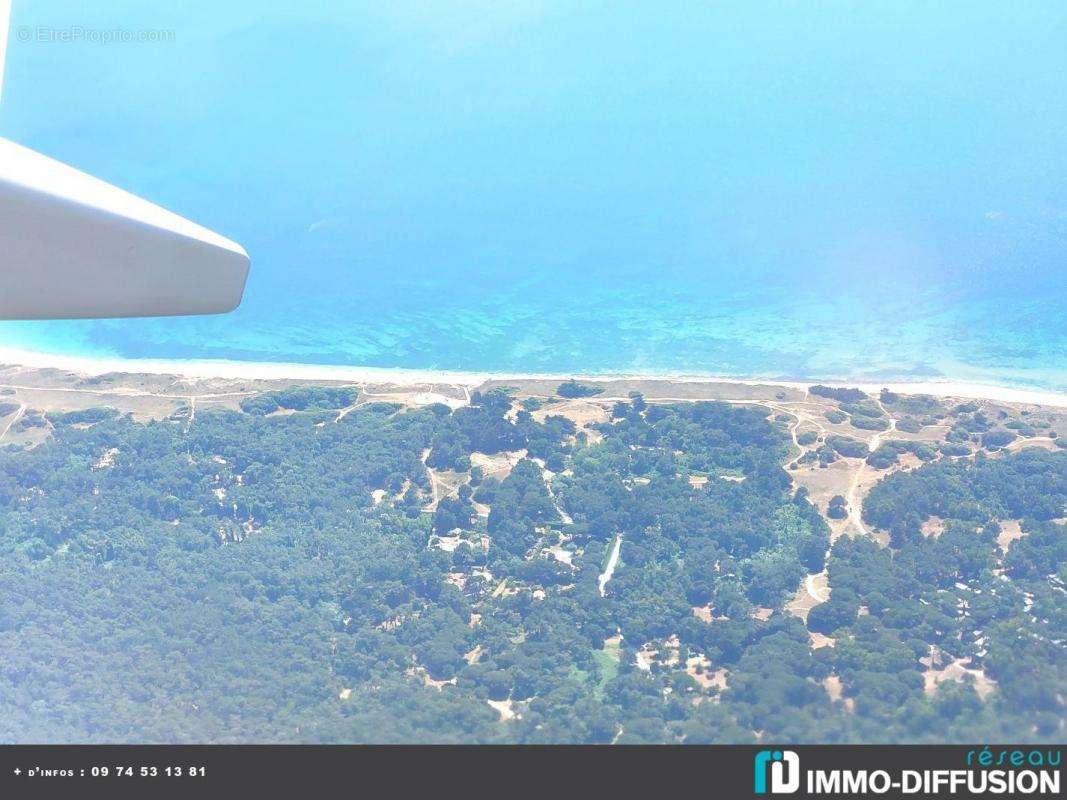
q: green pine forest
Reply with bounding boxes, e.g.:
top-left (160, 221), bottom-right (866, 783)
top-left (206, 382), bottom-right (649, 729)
top-left (0, 385), bottom-right (1064, 743)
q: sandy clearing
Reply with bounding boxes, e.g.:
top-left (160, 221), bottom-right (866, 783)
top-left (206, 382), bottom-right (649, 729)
top-left (423, 673), bottom-right (457, 691)
top-left (996, 520), bottom-right (1026, 553)
top-left (470, 449), bottom-right (527, 480)
top-left (635, 645), bottom-right (656, 672)
top-left (845, 460), bottom-right (870, 537)
top-left (784, 571), bottom-right (829, 622)
top-left (922, 658), bottom-right (997, 700)
top-left (488, 698), bottom-right (517, 721)
top-left (686, 655), bottom-right (729, 692)
top-left (692, 604), bottom-right (729, 623)
top-left (1005, 436), bottom-right (1060, 452)
top-left (806, 572), bottom-right (830, 602)
top-left (809, 631), bottom-right (836, 650)
top-left (4, 349), bottom-right (1067, 408)
top-left (546, 543), bottom-right (574, 565)
top-left (532, 398), bottom-right (610, 443)
top-left (598, 534), bottom-right (623, 597)
top-left (0, 403), bottom-right (26, 443)
top-left (822, 675), bottom-right (853, 710)
top-left (921, 516), bottom-right (946, 538)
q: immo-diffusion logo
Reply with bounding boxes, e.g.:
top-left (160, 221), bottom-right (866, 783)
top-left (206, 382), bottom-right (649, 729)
top-left (751, 746), bottom-right (1061, 796)
top-left (754, 750), bottom-right (801, 794)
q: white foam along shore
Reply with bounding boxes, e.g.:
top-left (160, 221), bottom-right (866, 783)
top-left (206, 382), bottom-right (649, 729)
top-left (1, 345), bottom-right (1065, 408)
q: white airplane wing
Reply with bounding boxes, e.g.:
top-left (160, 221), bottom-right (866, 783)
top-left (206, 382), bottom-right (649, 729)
top-left (0, 2), bottom-right (251, 320)
top-left (0, 138), bottom-right (250, 319)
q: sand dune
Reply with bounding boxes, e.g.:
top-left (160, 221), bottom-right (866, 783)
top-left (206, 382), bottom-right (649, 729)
top-left (1, 346), bottom-right (1064, 408)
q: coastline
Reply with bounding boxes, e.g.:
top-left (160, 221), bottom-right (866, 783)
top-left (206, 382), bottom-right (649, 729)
top-left (2, 345), bottom-right (1066, 408)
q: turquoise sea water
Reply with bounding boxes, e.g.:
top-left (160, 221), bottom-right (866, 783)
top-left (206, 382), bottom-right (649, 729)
top-left (1, 2), bottom-right (1065, 389)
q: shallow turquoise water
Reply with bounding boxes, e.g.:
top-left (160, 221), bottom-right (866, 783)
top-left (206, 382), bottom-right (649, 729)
top-left (1, 2), bottom-right (1064, 389)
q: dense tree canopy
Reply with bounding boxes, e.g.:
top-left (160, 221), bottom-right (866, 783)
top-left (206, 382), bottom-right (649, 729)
top-left (0, 388), bottom-right (1062, 743)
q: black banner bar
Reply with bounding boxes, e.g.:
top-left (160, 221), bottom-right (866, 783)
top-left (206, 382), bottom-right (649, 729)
top-left (0, 744), bottom-right (1061, 799)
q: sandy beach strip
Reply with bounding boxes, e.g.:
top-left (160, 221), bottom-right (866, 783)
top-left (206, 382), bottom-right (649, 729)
top-left (1, 345), bottom-right (1064, 408)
